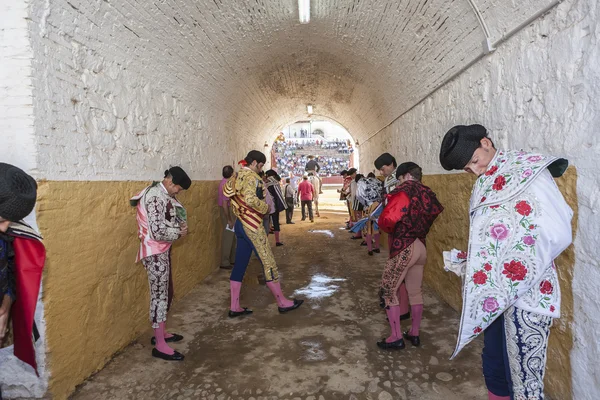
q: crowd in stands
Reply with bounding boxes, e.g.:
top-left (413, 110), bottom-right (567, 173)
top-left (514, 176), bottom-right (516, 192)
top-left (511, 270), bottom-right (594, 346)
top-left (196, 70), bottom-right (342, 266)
top-left (273, 138), bottom-right (354, 155)
top-left (273, 138), bottom-right (353, 177)
top-left (275, 155), bottom-right (350, 177)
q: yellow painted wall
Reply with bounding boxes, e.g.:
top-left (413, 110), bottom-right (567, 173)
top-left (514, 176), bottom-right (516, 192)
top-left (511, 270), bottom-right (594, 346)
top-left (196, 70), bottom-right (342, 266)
top-left (36, 180), bottom-right (222, 400)
top-left (419, 168), bottom-right (577, 400)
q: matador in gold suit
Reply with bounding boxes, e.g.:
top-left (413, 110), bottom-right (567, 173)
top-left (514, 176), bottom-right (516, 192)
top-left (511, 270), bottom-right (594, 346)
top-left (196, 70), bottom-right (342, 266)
top-left (223, 150), bottom-right (303, 318)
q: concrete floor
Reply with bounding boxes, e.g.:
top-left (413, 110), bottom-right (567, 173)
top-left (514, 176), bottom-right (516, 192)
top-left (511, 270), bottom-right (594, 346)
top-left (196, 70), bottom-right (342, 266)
top-left (71, 210), bottom-right (487, 400)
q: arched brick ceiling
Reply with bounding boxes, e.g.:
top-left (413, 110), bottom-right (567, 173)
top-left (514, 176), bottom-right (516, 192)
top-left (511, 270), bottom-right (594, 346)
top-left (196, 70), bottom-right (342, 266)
top-left (190, 0), bottom-right (558, 145)
top-left (57, 0), bottom-right (556, 147)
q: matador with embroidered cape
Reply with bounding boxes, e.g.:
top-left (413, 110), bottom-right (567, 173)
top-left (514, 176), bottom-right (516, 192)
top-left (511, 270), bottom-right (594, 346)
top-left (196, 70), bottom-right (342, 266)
top-left (441, 137), bottom-right (573, 400)
top-left (453, 149), bottom-right (572, 357)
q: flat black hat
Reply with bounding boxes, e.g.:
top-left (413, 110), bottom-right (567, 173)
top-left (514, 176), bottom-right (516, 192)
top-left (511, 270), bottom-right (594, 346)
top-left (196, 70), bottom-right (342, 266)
top-left (245, 150), bottom-right (267, 164)
top-left (0, 163), bottom-right (38, 221)
top-left (165, 166), bottom-right (191, 190)
top-left (396, 162), bottom-right (421, 179)
top-left (439, 124), bottom-right (488, 170)
top-left (374, 153), bottom-right (396, 170)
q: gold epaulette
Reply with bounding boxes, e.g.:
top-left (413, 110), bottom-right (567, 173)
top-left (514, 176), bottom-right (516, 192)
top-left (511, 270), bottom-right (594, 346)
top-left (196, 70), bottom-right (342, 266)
top-left (223, 174), bottom-right (236, 198)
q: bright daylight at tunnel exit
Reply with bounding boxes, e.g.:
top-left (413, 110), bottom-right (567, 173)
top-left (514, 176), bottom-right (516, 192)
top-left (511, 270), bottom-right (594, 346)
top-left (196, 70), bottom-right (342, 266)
top-left (0, 0), bottom-right (598, 399)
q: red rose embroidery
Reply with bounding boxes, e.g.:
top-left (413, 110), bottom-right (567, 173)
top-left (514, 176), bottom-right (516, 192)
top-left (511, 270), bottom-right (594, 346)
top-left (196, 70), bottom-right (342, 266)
top-left (457, 251), bottom-right (468, 260)
top-left (473, 326), bottom-right (482, 334)
top-left (540, 280), bottom-right (553, 295)
top-left (515, 201), bottom-right (532, 216)
top-left (480, 196), bottom-right (487, 203)
top-left (484, 263), bottom-right (492, 271)
top-left (550, 305), bottom-right (555, 312)
top-left (490, 205), bottom-right (500, 209)
top-left (529, 225), bottom-right (535, 230)
top-left (492, 175), bottom-right (506, 191)
top-left (485, 165), bottom-right (498, 176)
top-left (502, 260), bottom-right (527, 281)
top-left (473, 270), bottom-right (488, 285)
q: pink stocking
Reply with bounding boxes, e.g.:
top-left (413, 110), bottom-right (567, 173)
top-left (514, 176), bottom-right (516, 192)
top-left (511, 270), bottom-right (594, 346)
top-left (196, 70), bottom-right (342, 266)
top-left (154, 322), bottom-right (174, 355)
top-left (374, 233), bottom-right (380, 249)
top-left (398, 283), bottom-right (410, 315)
top-left (274, 231), bottom-right (281, 243)
top-left (266, 281), bottom-right (294, 308)
top-left (385, 306), bottom-right (402, 343)
top-left (230, 280), bottom-right (243, 312)
top-left (366, 234), bottom-right (372, 251)
top-left (487, 391), bottom-right (510, 400)
top-left (410, 304), bottom-right (423, 336)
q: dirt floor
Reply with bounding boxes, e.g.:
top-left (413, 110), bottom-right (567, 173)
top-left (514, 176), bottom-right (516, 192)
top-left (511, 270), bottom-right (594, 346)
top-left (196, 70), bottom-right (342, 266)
top-left (70, 206), bottom-right (487, 400)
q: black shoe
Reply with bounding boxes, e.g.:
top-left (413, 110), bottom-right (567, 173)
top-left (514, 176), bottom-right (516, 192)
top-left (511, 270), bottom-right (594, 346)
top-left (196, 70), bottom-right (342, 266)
top-left (400, 312), bottom-right (411, 321)
top-left (220, 265), bottom-right (233, 270)
top-left (368, 251), bottom-right (374, 256)
top-left (276, 242), bottom-right (284, 246)
top-left (374, 248), bottom-right (380, 253)
top-left (150, 333), bottom-right (183, 346)
top-left (301, 218), bottom-right (306, 221)
top-left (152, 348), bottom-right (185, 361)
top-left (350, 236), bottom-right (362, 240)
top-left (403, 331), bottom-right (421, 346)
top-left (278, 299), bottom-right (304, 313)
top-left (376, 338), bottom-right (405, 350)
top-left (360, 241), bottom-right (367, 246)
top-left (228, 307), bottom-right (253, 318)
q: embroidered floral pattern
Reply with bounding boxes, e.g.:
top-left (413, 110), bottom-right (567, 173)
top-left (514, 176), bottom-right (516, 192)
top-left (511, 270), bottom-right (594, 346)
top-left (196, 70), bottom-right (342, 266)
top-left (453, 150), bottom-right (565, 359)
top-left (515, 200), bottom-right (532, 216)
top-left (485, 165), bottom-right (498, 176)
top-left (473, 270), bottom-right (488, 285)
top-left (503, 260), bottom-right (528, 281)
top-left (492, 175), bottom-right (507, 191)
top-left (539, 280), bottom-right (553, 295)
top-left (490, 223), bottom-right (509, 240)
top-left (482, 297), bottom-right (499, 313)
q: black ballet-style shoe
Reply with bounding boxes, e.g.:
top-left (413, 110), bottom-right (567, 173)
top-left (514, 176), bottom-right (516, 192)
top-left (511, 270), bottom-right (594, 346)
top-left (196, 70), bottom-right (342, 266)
top-left (376, 338), bottom-right (406, 350)
top-left (152, 348), bottom-right (185, 361)
top-left (403, 331), bottom-right (421, 346)
top-left (400, 312), bottom-right (411, 321)
top-left (278, 298), bottom-right (304, 313)
top-left (374, 248), bottom-right (380, 253)
top-left (368, 251), bottom-right (374, 256)
top-left (228, 307), bottom-right (253, 318)
top-left (276, 242), bottom-right (284, 246)
top-left (150, 333), bottom-right (183, 346)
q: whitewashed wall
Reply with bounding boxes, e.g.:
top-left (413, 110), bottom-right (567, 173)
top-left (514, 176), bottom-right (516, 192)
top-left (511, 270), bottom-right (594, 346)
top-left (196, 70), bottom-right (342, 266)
top-left (26, 0), bottom-right (240, 181)
top-left (359, 0), bottom-right (600, 398)
top-left (0, 1), bottom-right (37, 173)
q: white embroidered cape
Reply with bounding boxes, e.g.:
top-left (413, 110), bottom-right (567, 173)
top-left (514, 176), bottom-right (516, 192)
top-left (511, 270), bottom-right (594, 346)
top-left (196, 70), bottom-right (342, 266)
top-left (452, 150), bottom-right (573, 359)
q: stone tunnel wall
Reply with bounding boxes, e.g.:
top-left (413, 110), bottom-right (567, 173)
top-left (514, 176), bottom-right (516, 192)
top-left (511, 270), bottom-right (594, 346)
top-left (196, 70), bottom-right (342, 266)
top-left (359, 0), bottom-right (599, 398)
top-left (36, 180), bottom-right (222, 399)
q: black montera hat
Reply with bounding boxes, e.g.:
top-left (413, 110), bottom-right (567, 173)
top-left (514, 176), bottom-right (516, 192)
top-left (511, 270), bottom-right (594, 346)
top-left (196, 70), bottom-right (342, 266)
top-left (374, 153), bottom-right (397, 170)
top-left (439, 124), bottom-right (488, 170)
top-left (0, 163), bottom-right (38, 221)
top-left (396, 162), bottom-right (421, 179)
top-left (165, 166), bottom-right (191, 190)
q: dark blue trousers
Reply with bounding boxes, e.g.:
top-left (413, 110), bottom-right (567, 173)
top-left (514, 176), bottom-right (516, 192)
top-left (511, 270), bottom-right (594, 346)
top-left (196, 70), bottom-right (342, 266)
top-left (230, 220), bottom-right (262, 282)
top-left (482, 313), bottom-right (512, 397)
